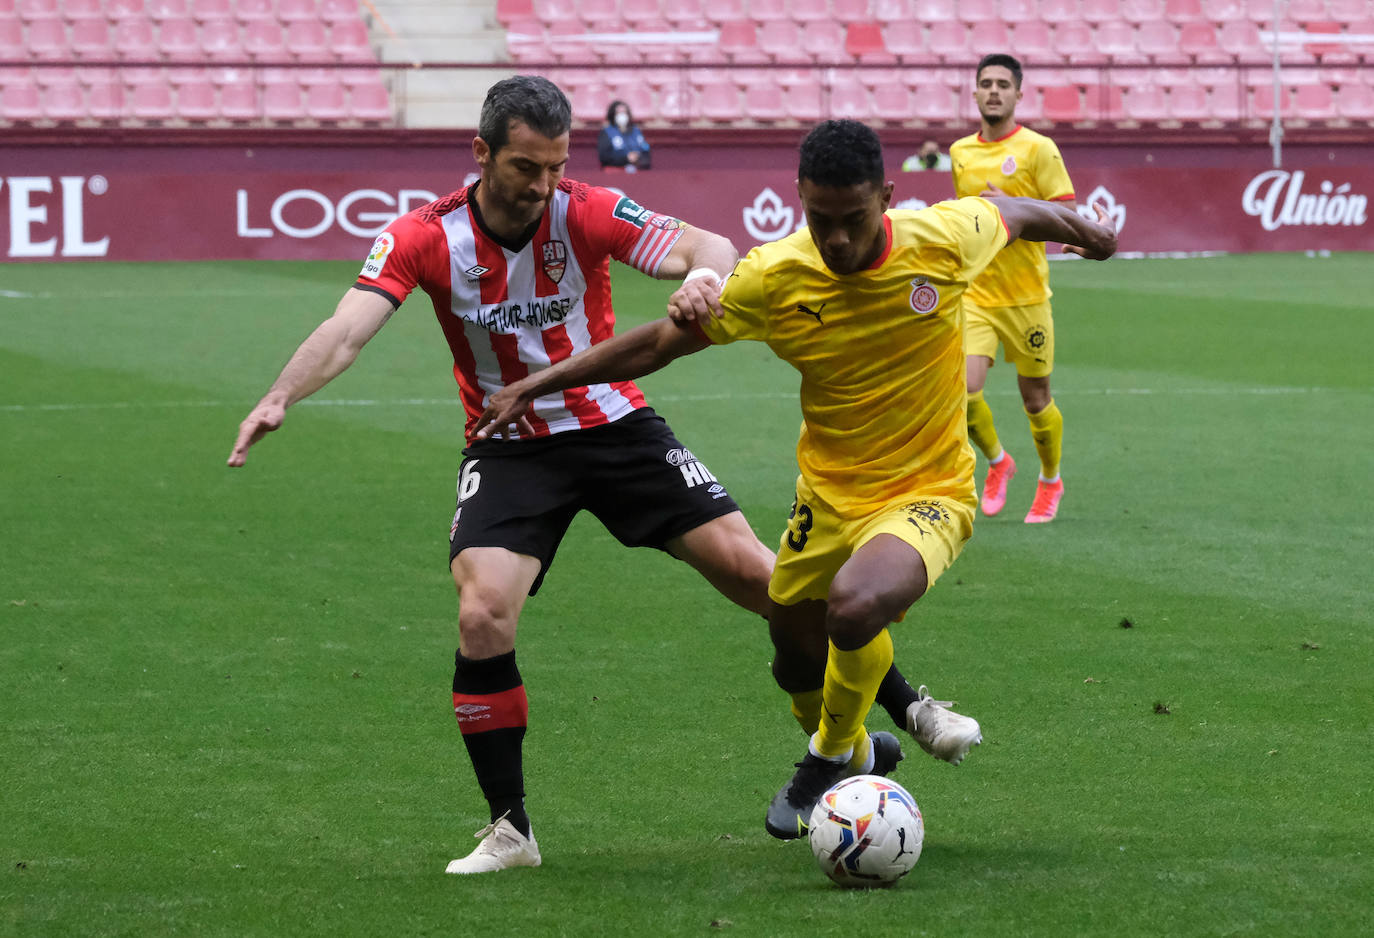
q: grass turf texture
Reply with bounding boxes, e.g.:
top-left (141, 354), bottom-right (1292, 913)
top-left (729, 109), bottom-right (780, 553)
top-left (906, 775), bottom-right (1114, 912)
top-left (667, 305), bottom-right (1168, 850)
top-left (2, 254), bottom-right (1371, 937)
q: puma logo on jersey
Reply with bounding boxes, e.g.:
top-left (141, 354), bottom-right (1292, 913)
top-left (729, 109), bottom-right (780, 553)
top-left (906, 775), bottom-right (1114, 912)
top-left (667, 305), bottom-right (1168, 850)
top-left (797, 302), bottom-right (827, 324)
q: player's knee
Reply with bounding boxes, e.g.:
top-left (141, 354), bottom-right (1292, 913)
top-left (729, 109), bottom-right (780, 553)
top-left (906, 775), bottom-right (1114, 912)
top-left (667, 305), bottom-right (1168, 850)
top-left (771, 649), bottom-right (823, 694)
top-left (457, 590), bottom-right (519, 655)
top-left (824, 589), bottom-right (893, 651)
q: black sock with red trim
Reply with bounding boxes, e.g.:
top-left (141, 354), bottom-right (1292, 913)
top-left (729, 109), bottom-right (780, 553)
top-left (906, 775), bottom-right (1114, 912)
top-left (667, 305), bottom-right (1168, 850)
top-left (453, 649), bottom-right (531, 837)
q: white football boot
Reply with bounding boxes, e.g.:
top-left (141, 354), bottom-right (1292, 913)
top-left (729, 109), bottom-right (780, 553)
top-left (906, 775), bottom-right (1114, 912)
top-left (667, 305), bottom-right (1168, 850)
top-left (906, 685), bottom-right (983, 766)
top-left (444, 813), bottom-right (541, 874)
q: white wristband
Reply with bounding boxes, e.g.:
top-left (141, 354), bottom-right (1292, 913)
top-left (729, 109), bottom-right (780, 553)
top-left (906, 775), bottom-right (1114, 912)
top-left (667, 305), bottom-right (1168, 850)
top-left (683, 267), bottom-right (722, 287)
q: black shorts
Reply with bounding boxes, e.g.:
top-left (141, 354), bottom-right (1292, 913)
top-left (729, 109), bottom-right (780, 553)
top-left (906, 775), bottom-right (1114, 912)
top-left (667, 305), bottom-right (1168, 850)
top-left (447, 408), bottom-right (741, 595)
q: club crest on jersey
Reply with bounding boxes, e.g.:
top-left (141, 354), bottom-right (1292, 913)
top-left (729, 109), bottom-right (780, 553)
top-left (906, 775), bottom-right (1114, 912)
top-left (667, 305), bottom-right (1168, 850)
top-left (1001, 155), bottom-right (1018, 176)
top-left (361, 232), bottom-right (394, 278)
top-left (541, 240), bottom-right (568, 284)
top-left (909, 277), bottom-right (940, 315)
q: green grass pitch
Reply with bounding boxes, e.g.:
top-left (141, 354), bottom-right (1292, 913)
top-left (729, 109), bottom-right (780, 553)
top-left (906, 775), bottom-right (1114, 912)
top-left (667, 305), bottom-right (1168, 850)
top-left (2, 253), bottom-right (1371, 937)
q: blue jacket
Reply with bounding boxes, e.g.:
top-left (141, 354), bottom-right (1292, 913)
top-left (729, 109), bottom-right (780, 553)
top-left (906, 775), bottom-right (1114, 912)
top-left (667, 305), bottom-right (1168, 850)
top-left (598, 124), bottom-right (652, 170)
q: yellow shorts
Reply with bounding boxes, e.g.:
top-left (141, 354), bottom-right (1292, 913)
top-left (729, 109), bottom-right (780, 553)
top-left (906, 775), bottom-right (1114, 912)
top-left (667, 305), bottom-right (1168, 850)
top-left (964, 298), bottom-right (1055, 378)
top-left (768, 475), bottom-right (976, 607)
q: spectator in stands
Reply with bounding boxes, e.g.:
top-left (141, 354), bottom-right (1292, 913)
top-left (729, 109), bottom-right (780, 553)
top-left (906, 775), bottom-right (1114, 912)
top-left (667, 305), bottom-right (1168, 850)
top-left (598, 100), bottom-right (652, 172)
top-left (902, 140), bottom-right (951, 172)
top-left (951, 53), bottom-right (1081, 524)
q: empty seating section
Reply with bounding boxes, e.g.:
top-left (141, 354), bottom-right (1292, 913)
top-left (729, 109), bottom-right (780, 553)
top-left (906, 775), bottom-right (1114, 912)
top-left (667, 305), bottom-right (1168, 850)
top-left (494, 0), bottom-right (1370, 126)
top-left (1, 0), bottom-right (393, 124)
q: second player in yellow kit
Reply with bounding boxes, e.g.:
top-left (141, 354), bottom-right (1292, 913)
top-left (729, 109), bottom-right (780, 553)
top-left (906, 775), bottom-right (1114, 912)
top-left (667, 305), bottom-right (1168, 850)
top-left (472, 120), bottom-right (1118, 843)
top-left (951, 53), bottom-right (1078, 523)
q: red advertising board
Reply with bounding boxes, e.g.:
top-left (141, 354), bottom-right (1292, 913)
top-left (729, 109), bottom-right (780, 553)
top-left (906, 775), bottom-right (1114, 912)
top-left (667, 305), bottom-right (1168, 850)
top-left (1, 150), bottom-right (1370, 262)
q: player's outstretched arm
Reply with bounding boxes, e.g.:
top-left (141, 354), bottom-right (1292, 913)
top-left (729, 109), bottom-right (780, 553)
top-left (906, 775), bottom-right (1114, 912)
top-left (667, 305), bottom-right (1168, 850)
top-left (994, 197), bottom-right (1117, 260)
top-left (657, 225), bottom-right (738, 324)
top-left (473, 318), bottom-right (709, 440)
top-left (227, 288), bottom-right (395, 467)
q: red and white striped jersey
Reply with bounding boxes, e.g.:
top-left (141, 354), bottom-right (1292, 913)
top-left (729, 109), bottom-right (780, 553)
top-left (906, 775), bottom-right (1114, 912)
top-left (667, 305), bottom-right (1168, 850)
top-left (355, 178), bottom-right (686, 442)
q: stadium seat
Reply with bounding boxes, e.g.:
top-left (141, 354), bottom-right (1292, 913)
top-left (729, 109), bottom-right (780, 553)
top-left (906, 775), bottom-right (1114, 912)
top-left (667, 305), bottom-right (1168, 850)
top-left (175, 73), bottom-right (218, 120)
top-left (302, 79), bottom-right (347, 121)
top-left (602, 79), bottom-right (654, 118)
top-left (697, 80), bottom-right (741, 122)
top-left (1078, 0), bottom-right (1120, 23)
top-left (577, 0), bottom-right (621, 30)
top-left (237, 0), bottom-right (277, 21)
top-left (17, 0), bottom-right (57, 18)
top-left (620, 0), bottom-right (662, 27)
top-left (909, 81), bottom-right (955, 121)
top-left (63, 0), bottom-right (105, 20)
top-left (1335, 79), bottom-right (1374, 118)
top-left (41, 76), bottom-right (85, 122)
top-left (1326, 0), bottom-right (1367, 22)
top-left (69, 17), bottom-right (111, 59)
top-left (1137, 20), bottom-right (1184, 62)
top-left (330, 18), bottom-right (375, 61)
top-left (1248, 84), bottom-right (1290, 118)
top-left (547, 21), bottom-right (600, 64)
top-left (318, 0), bottom-right (359, 24)
top-left (883, 21), bottom-right (926, 59)
top-left (113, 16), bottom-right (158, 58)
top-left (216, 74), bottom-right (257, 120)
top-left (244, 19), bottom-right (286, 59)
top-left (1178, 21), bottom-right (1227, 62)
top-left (156, 16), bottom-right (199, 58)
top-left (1164, 82), bottom-right (1207, 119)
top-left (718, 19), bottom-right (767, 63)
top-left (1094, 20), bottom-right (1141, 59)
top-left (757, 19), bottom-right (802, 59)
top-left (1199, 0), bottom-right (1241, 22)
top-left (107, 0), bottom-right (146, 19)
top-left (693, 0), bottom-right (746, 26)
top-left (1013, 84), bottom-right (1042, 119)
top-left (955, 0), bottom-right (997, 23)
top-left (1053, 22), bottom-right (1106, 64)
top-left (998, 0), bottom-right (1040, 24)
top-left (740, 80), bottom-right (785, 121)
top-left (261, 77), bottom-right (305, 121)
top-left (846, 22), bottom-right (894, 63)
top-left (1120, 0), bottom-right (1164, 22)
top-left (785, 78), bottom-right (826, 121)
top-left (285, 19), bottom-right (330, 59)
top-left (1083, 83), bottom-right (1125, 119)
top-left (1, 78), bottom-right (42, 120)
top-left (827, 75), bottom-right (872, 119)
top-left (911, 0), bottom-right (957, 23)
top-left (200, 18), bottom-right (243, 59)
top-left (870, 82), bottom-right (910, 120)
top-left (1163, 0), bottom-right (1205, 22)
top-left (1217, 20), bottom-right (1264, 58)
top-left (926, 20), bottom-right (970, 63)
top-left (0, 16), bottom-right (22, 56)
top-left (1291, 81), bottom-right (1336, 118)
top-left (280, 0), bottom-right (323, 22)
top-left (26, 16), bottom-right (68, 59)
top-left (800, 20), bottom-right (848, 63)
top-left (871, 0), bottom-right (911, 19)
top-left (792, 0), bottom-right (831, 24)
top-left (85, 73), bottom-right (123, 119)
top-left (967, 19), bottom-right (1012, 53)
top-left (748, 0), bottom-right (789, 22)
top-left (1208, 81), bottom-right (1241, 119)
top-left (148, 0), bottom-right (189, 20)
top-left (129, 76), bottom-right (175, 121)
top-left (1123, 82), bottom-right (1168, 120)
top-left (1009, 21), bottom-right (1055, 61)
top-left (1037, 0), bottom-right (1079, 25)
top-left (833, 0), bottom-right (875, 23)
top-left (1284, 0), bottom-right (1329, 22)
top-left (191, 0), bottom-right (232, 22)
top-left (1041, 84), bottom-right (1082, 120)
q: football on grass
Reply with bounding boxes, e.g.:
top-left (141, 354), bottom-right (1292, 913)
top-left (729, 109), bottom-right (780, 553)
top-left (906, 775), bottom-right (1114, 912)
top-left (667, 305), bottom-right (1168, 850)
top-left (808, 775), bottom-right (923, 888)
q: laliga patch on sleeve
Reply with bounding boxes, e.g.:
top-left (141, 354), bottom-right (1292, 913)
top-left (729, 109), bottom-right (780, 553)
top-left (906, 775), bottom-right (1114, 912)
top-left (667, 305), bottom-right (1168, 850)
top-left (611, 195), bottom-right (654, 228)
top-left (361, 232), bottom-right (395, 278)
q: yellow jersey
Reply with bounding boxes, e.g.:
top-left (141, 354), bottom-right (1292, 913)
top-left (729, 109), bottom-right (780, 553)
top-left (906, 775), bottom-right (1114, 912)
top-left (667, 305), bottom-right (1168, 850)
top-left (949, 125), bottom-right (1074, 307)
top-left (701, 198), bottom-right (1008, 515)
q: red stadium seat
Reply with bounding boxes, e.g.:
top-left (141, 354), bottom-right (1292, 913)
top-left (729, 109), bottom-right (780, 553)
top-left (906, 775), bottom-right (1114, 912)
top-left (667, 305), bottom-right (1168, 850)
top-left (1208, 81), bottom-right (1241, 119)
top-left (64, 0), bottom-right (105, 20)
top-left (1041, 85), bottom-right (1082, 120)
top-left (697, 80), bottom-right (741, 121)
top-left (1124, 82), bottom-right (1168, 120)
top-left (85, 73), bottom-right (124, 119)
top-left (757, 19), bottom-right (802, 59)
top-left (1, 78), bottom-right (42, 120)
top-left (1083, 83), bottom-right (1125, 119)
top-left (577, 0), bottom-right (621, 30)
top-left (200, 18), bottom-right (243, 59)
top-left (17, 0), bottom-right (57, 19)
top-left (129, 76), bottom-right (175, 121)
top-left (740, 81), bottom-right (786, 121)
top-left (1200, 0), bottom-right (1241, 23)
top-left (191, 0), bottom-right (232, 22)
top-left (1326, 0), bottom-right (1367, 22)
top-left (147, 0), bottom-right (188, 19)
top-left (157, 16), bottom-right (199, 58)
top-left (318, 0), bottom-right (359, 24)
top-left (968, 19), bottom-right (1012, 53)
top-left (1053, 22), bottom-right (1107, 64)
top-left (792, 0), bottom-right (831, 23)
top-left (1009, 21), bottom-right (1055, 60)
top-left (827, 75), bottom-right (873, 119)
top-left (69, 17), bottom-right (111, 59)
top-left (304, 80), bottom-right (348, 120)
top-left (909, 81), bottom-right (955, 121)
top-left (926, 20), bottom-right (970, 63)
top-left (1078, 0), bottom-right (1120, 23)
top-left (1284, 0), bottom-right (1329, 22)
top-left (114, 16), bottom-right (157, 57)
top-left (0, 17), bottom-right (22, 56)
top-left (1178, 21), bottom-right (1227, 62)
top-left (785, 78), bottom-right (826, 121)
top-left (26, 16), bottom-right (69, 60)
top-left (41, 76), bottom-right (85, 122)
top-left (871, 83), bottom-right (911, 120)
top-left (998, 0), bottom-right (1040, 25)
top-left (1120, 0), bottom-right (1164, 22)
top-left (846, 22), bottom-right (893, 63)
top-left (244, 19), bottom-right (287, 60)
top-left (956, 0), bottom-right (997, 24)
top-left (621, 0), bottom-right (663, 27)
top-left (1217, 20), bottom-right (1264, 58)
top-left (833, 0), bottom-right (874, 22)
top-left (106, 0), bottom-right (145, 20)
top-left (1167, 82), bottom-right (1208, 118)
top-left (331, 18), bottom-right (375, 61)
top-left (1335, 79), bottom-right (1374, 118)
top-left (718, 19), bottom-right (767, 63)
top-left (218, 75), bottom-right (259, 120)
top-left (801, 21), bottom-right (848, 63)
top-left (1014, 84), bottom-right (1043, 119)
top-left (871, 0), bottom-right (912, 18)
top-left (749, 0), bottom-right (789, 22)
top-left (1248, 84), bottom-right (1290, 118)
top-left (695, 0), bottom-right (746, 25)
top-left (237, 0), bottom-right (276, 21)
top-left (1163, 0), bottom-right (1205, 22)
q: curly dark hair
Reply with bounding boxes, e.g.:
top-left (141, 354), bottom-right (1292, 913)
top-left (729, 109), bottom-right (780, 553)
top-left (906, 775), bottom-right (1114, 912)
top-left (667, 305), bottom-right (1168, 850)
top-left (976, 53), bottom-right (1023, 89)
top-left (478, 75), bottom-right (572, 155)
top-left (797, 120), bottom-right (885, 188)
top-left (605, 99), bottom-right (632, 125)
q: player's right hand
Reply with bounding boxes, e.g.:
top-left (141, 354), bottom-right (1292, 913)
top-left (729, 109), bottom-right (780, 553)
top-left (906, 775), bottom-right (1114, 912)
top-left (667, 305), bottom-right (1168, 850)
top-left (667, 271), bottom-right (725, 324)
top-left (227, 398), bottom-right (287, 467)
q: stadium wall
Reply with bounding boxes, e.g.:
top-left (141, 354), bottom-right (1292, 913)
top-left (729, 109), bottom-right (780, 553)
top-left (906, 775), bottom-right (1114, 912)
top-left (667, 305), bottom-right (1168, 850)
top-left (3, 130), bottom-right (1371, 261)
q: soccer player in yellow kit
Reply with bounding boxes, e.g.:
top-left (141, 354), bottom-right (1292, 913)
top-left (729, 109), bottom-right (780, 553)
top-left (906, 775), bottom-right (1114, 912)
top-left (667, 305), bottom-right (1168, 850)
top-left (472, 121), bottom-right (1116, 840)
top-left (951, 53), bottom-right (1078, 523)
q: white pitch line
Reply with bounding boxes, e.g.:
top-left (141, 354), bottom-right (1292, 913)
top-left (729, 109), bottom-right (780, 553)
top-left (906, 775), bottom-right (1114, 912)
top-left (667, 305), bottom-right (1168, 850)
top-left (1, 386), bottom-right (1368, 414)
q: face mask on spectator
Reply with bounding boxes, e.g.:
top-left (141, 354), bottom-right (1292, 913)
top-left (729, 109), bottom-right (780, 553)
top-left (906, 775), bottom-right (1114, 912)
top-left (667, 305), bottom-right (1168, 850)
top-left (615, 111), bottom-right (630, 131)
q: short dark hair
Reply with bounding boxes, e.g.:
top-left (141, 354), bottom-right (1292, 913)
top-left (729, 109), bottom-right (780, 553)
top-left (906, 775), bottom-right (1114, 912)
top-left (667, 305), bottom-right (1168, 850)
top-left (797, 120), bottom-right (885, 188)
top-left (976, 53), bottom-right (1023, 89)
top-left (478, 75), bottom-right (572, 156)
top-left (605, 99), bottom-right (631, 125)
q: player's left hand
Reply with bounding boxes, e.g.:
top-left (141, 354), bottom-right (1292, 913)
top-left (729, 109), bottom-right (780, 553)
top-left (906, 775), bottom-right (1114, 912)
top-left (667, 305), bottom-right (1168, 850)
top-left (667, 272), bottom-right (724, 324)
top-left (979, 182), bottom-right (1009, 198)
top-left (472, 384), bottom-right (537, 441)
top-left (1061, 203), bottom-right (1118, 261)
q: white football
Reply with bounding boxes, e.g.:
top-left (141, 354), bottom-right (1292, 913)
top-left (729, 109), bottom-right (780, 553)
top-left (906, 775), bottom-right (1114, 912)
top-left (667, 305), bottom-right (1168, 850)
top-left (807, 775), bottom-right (923, 888)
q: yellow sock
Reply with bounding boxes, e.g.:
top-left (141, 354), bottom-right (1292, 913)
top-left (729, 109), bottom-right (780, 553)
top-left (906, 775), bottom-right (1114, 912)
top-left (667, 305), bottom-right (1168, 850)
top-left (813, 630), bottom-right (894, 761)
top-left (1026, 399), bottom-right (1063, 479)
top-left (789, 689), bottom-right (823, 736)
top-left (846, 732), bottom-right (874, 774)
top-left (967, 389), bottom-right (1003, 461)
